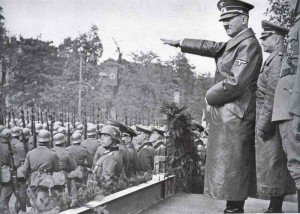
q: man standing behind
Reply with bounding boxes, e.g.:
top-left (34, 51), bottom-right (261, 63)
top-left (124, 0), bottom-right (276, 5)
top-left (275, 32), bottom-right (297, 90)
top-left (256, 20), bottom-right (295, 213)
top-left (273, 0), bottom-right (300, 212)
top-left (162, 0), bottom-right (262, 212)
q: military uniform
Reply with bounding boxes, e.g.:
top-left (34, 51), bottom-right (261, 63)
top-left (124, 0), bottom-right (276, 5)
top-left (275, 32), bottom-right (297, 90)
top-left (255, 22), bottom-right (295, 212)
top-left (273, 12), bottom-right (300, 190)
top-left (154, 141), bottom-right (166, 156)
top-left (138, 142), bottom-right (155, 172)
top-left (0, 142), bottom-right (12, 213)
top-left (93, 145), bottom-right (107, 167)
top-left (12, 136), bottom-right (28, 213)
top-left (118, 141), bottom-right (130, 176)
top-left (179, 0), bottom-right (262, 203)
top-left (21, 144), bottom-right (61, 212)
top-left (81, 138), bottom-right (101, 157)
top-left (94, 147), bottom-right (123, 182)
top-left (52, 146), bottom-right (76, 173)
top-left (126, 141), bottom-right (140, 176)
top-left (66, 144), bottom-right (93, 185)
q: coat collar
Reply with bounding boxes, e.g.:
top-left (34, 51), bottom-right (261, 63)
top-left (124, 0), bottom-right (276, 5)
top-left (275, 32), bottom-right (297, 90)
top-left (225, 28), bottom-right (255, 52)
top-left (265, 46), bottom-right (285, 66)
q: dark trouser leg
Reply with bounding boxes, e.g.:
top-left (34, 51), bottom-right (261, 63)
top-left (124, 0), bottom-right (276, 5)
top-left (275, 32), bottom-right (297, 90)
top-left (279, 121), bottom-right (300, 188)
top-left (17, 181), bottom-right (27, 212)
top-left (296, 190), bottom-right (300, 213)
top-left (224, 200), bottom-right (245, 213)
top-left (265, 196), bottom-right (284, 213)
top-left (279, 121), bottom-right (300, 212)
top-left (0, 183), bottom-right (13, 213)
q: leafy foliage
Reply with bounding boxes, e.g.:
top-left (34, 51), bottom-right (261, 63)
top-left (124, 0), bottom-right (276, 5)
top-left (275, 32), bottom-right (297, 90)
top-left (58, 25), bottom-right (103, 65)
top-left (73, 171), bottom-right (152, 208)
top-left (265, 0), bottom-right (294, 28)
top-left (161, 102), bottom-right (205, 193)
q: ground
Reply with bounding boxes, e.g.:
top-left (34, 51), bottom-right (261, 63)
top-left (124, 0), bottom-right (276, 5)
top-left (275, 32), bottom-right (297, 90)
top-left (140, 193), bottom-right (298, 213)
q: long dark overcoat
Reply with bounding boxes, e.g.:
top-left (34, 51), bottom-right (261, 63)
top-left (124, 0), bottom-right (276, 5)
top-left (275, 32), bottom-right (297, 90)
top-left (256, 48), bottom-right (295, 196)
top-left (181, 28), bottom-right (262, 200)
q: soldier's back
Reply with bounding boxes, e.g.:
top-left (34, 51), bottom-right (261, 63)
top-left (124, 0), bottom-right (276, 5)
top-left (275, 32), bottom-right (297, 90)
top-left (126, 142), bottom-right (139, 174)
top-left (138, 144), bottom-right (155, 171)
top-left (66, 144), bottom-right (92, 167)
top-left (119, 142), bottom-right (130, 174)
top-left (52, 146), bottom-right (76, 172)
top-left (81, 138), bottom-right (100, 157)
top-left (25, 146), bottom-right (59, 172)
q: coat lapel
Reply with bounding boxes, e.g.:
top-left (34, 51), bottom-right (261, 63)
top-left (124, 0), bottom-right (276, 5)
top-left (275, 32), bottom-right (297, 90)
top-left (224, 28), bottom-right (255, 52)
top-left (264, 50), bottom-right (278, 66)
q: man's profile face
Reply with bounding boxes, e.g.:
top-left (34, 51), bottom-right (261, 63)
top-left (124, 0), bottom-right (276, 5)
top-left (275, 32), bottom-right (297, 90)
top-left (260, 35), bottom-right (274, 53)
top-left (222, 15), bottom-right (245, 38)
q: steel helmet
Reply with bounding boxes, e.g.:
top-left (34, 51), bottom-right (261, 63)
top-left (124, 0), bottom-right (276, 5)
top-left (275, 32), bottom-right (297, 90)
top-left (57, 127), bottom-right (67, 136)
top-left (22, 128), bottom-right (31, 139)
top-left (100, 125), bottom-right (122, 143)
top-left (37, 130), bottom-right (51, 143)
top-left (53, 133), bottom-right (65, 145)
top-left (87, 125), bottom-right (97, 136)
top-left (42, 123), bottom-right (48, 130)
top-left (76, 124), bottom-right (84, 131)
top-left (11, 126), bottom-right (21, 137)
top-left (75, 121), bottom-right (81, 127)
top-left (54, 121), bottom-right (62, 127)
top-left (35, 123), bottom-right (43, 133)
top-left (53, 124), bottom-right (61, 132)
top-left (1, 129), bottom-right (12, 143)
top-left (71, 132), bottom-right (82, 144)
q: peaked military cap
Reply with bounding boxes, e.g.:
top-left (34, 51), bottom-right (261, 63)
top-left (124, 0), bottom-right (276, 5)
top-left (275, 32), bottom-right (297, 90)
top-left (217, 0), bottom-right (254, 21)
top-left (135, 125), bottom-right (153, 135)
top-left (260, 20), bottom-right (289, 39)
top-left (151, 126), bottom-right (165, 136)
top-left (108, 120), bottom-right (137, 137)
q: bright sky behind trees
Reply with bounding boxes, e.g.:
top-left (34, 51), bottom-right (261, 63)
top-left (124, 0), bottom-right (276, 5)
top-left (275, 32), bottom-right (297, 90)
top-left (2, 0), bottom-right (269, 75)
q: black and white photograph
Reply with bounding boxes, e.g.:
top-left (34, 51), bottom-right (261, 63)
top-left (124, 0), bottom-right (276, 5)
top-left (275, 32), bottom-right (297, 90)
top-left (0, 0), bottom-right (300, 213)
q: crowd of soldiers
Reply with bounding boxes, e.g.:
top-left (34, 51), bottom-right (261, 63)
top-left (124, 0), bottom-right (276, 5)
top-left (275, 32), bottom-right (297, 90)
top-left (0, 110), bottom-right (180, 213)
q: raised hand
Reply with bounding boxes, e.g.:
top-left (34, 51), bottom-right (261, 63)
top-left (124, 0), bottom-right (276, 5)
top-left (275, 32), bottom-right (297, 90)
top-left (161, 39), bottom-right (181, 48)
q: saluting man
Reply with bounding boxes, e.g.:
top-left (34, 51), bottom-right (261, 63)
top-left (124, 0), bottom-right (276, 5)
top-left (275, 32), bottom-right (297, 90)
top-left (256, 20), bottom-right (295, 213)
top-left (162, 0), bottom-right (262, 212)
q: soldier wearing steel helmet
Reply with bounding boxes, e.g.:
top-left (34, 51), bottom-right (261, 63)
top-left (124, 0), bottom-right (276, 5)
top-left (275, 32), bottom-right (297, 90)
top-left (28, 123), bottom-right (43, 151)
top-left (51, 133), bottom-right (76, 194)
top-left (66, 132), bottom-right (92, 186)
top-left (81, 125), bottom-right (101, 157)
top-left (10, 126), bottom-right (28, 213)
top-left (107, 121), bottom-right (131, 177)
top-left (10, 126), bottom-right (22, 147)
top-left (0, 129), bottom-right (14, 213)
top-left (21, 130), bottom-right (61, 212)
top-left (94, 125), bottom-right (123, 183)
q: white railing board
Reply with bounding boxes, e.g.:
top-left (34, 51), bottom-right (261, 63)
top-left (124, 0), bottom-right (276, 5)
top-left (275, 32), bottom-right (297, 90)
top-left (60, 175), bottom-right (175, 214)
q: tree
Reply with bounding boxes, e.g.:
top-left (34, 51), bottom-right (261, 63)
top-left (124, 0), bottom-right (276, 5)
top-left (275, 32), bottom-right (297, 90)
top-left (6, 37), bottom-right (60, 108)
top-left (0, 6), bottom-right (5, 124)
top-left (58, 25), bottom-right (103, 65)
top-left (265, 0), bottom-right (294, 28)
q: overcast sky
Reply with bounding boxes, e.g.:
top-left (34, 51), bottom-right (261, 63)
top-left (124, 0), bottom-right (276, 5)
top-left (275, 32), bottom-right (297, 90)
top-left (2, 0), bottom-right (269, 75)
